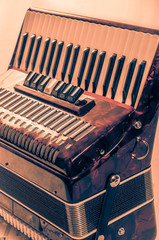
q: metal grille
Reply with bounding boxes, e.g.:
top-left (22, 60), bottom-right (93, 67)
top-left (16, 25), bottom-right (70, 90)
top-left (0, 166), bottom-right (153, 238)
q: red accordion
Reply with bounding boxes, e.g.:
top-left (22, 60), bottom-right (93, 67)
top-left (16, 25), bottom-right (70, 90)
top-left (0, 8), bottom-right (158, 240)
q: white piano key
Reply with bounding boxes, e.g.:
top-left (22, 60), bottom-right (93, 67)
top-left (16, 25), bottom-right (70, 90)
top-left (13, 11), bottom-right (32, 68)
top-left (20, 12), bottom-right (36, 70)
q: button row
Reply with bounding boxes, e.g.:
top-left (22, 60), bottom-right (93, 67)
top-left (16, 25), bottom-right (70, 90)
top-left (0, 111), bottom-right (59, 164)
top-left (0, 88), bottom-right (95, 142)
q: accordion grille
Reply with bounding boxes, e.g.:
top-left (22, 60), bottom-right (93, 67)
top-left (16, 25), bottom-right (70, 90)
top-left (0, 166), bottom-right (153, 238)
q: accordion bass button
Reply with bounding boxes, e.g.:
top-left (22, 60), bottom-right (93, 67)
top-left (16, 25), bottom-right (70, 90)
top-left (35, 142), bottom-right (43, 156)
top-left (17, 132), bottom-right (24, 146)
top-left (32, 140), bottom-right (39, 154)
top-left (6, 127), bottom-right (13, 141)
top-left (20, 134), bottom-right (28, 148)
top-left (2, 125), bottom-right (10, 139)
top-left (24, 136), bottom-right (32, 150)
top-left (28, 138), bottom-right (34, 152)
top-left (47, 147), bottom-right (56, 162)
top-left (40, 144), bottom-right (46, 158)
top-left (13, 131), bottom-right (21, 145)
top-left (43, 145), bottom-right (52, 160)
top-left (0, 124), bottom-right (6, 137)
top-left (10, 129), bottom-right (17, 142)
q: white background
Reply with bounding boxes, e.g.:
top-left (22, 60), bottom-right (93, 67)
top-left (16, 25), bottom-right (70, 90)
top-left (0, 0), bottom-right (158, 238)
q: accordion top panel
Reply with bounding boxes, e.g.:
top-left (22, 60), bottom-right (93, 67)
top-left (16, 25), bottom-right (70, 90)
top-left (11, 9), bottom-right (159, 109)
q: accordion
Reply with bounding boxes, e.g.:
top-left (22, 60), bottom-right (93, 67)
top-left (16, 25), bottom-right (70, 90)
top-left (0, 7), bottom-right (159, 240)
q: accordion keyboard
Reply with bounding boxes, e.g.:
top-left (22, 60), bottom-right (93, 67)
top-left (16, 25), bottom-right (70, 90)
top-left (12, 9), bottom-right (159, 108)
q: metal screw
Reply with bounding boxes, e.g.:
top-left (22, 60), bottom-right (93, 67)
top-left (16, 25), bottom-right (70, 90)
top-left (98, 235), bottom-right (105, 240)
top-left (118, 227), bottom-right (125, 236)
top-left (110, 175), bottom-right (120, 188)
top-left (99, 149), bottom-right (105, 156)
top-left (134, 121), bottom-right (142, 129)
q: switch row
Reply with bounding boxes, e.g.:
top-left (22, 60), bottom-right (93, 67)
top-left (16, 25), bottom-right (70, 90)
top-left (24, 71), bottom-right (84, 104)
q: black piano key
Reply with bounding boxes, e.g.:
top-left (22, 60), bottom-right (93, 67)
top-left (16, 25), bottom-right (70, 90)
top-left (39, 38), bottom-right (50, 73)
top-left (85, 49), bottom-right (98, 91)
top-left (51, 81), bottom-right (67, 97)
top-left (61, 43), bottom-right (73, 81)
top-left (103, 53), bottom-right (117, 96)
top-left (18, 32), bottom-right (28, 68)
top-left (66, 86), bottom-right (84, 103)
top-left (68, 45), bottom-right (80, 83)
top-left (111, 55), bottom-right (125, 99)
top-left (131, 60), bottom-right (146, 107)
top-left (30, 74), bottom-right (45, 90)
top-left (122, 58), bottom-right (137, 103)
top-left (52, 41), bottom-right (64, 78)
top-left (31, 36), bottom-right (42, 71)
top-left (77, 47), bottom-right (90, 87)
top-left (24, 72), bottom-right (38, 87)
top-left (25, 34), bottom-right (36, 71)
top-left (58, 84), bottom-right (75, 100)
top-left (92, 51), bottom-right (106, 93)
top-left (46, 39), bottom-right (57, 75)
top-left (37, 76), bottom-right (51, 92)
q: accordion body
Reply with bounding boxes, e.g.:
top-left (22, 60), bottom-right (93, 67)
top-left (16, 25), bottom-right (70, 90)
top-left (0, 7), bottom-right (159, 240)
